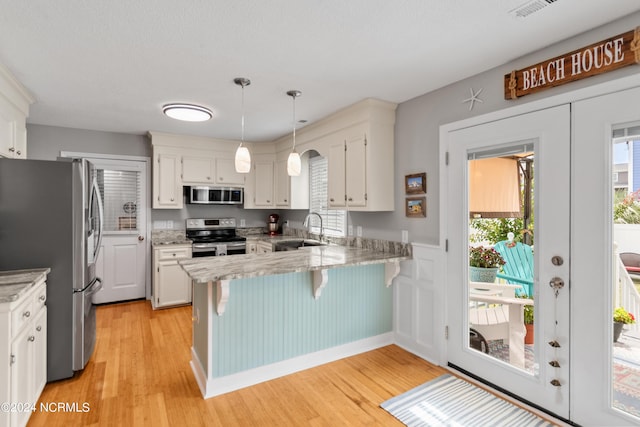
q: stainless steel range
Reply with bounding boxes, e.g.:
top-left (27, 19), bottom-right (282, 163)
top-left (186, 218), bottom-right (246, 257)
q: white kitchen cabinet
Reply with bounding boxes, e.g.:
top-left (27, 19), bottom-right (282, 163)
top-left (257, 241), bottom-right (273, 253)
top-left (327, 119), bottom-right (394, 211)
top-left (275, 159), bottom-right (290, 207)
top-left (253, 158), bottom-right (275, 207)
top-left (215, 157), bottom-right (245, 186)
top-left (1, 275), bottom-right (47, 427)
top-left (153, 148), bottom-right (183, 209)
top-left (181, 152), bottom-right (245, 186)
top-left (152, 245), bottom-right (192, 309)
top-left (182, 152), bottom-right (215, 184)
top-left (246, 238), bottom-right (258, 254)
top-left (0, 64), bottom-right (32, 160)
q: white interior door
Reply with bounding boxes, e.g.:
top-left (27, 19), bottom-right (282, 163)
top-left (571, 86), bottom-right (640, 426)
top-left (91, 158), bottom-right (148, 304)
top-left (445, 105), bottom-right (570, 418)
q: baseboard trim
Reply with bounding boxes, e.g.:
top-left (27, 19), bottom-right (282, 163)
top-left (193, 332), bottom-right (394, 399)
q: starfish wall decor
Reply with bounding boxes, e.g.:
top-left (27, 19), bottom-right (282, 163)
top-left (462, 87), bottom-right (484, 111)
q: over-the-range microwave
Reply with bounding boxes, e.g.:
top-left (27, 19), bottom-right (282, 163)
top-left (187, 186), bottom-right (243, 205)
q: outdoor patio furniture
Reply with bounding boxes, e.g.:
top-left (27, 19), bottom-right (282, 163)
top-left (494, 232), bottom-right (534, 297)
top-left (469, 281), bottom-right (532, 369)
top-left (620, 252), bottom-right (640, 276)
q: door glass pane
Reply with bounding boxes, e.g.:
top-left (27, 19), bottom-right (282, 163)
top-left (467, 144), bottom-right (536, 374)
top-left (612, 127), bottom-right (640, 418)
top-left (96, 169), bottom-right (140, 234)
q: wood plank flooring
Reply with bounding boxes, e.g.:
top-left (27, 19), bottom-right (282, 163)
top-left (28, 300), bottom-right (446, 426)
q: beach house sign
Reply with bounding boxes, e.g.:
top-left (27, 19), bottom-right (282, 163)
top-left (504, 27), bottom-right (640, 100)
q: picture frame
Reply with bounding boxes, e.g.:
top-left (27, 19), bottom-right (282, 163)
top-left (405, 173), bottom-right (427, 194)
top-left (405, 197), bottom-right (426, 218)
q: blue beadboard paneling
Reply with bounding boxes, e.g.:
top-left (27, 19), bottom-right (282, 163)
top-left (208, 264), bottom-right (391, 377)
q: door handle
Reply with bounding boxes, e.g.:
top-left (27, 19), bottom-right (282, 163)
top-left (138, 236), bottom-right (145, 241)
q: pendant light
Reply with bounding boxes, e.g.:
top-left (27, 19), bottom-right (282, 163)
top-left (234, 77), bottom-right (251, 173)
top-left (287, 90), bottom-right (302, 176)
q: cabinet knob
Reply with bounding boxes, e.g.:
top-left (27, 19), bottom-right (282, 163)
top-left (39, 295), bottom-right (46, 302)
top-left (330, 198), bottom-right (334, 202)
top-left (36, 325), bottom-right (42, 332)
top-left (348, 197), bottom-right (353, 202)
top-left (170, 198), bottom-right (174, 201)
top-left (284, 199), bottom-right (287, 203)
top-left (23, 310), bottom-right (30, 318)
top-left (16, 151), bottom-right (21, 156)
top-left (219, 177), bottom-right (223, 181)
top-left (138, 236), bottom-right (145, 241)
top-left (172, 253), bottom-right (176, 257)
top-left (8, 147), bottom-right (15, 152)
top-left (266, 200), bottom-right (270, 203)
top-left (207, 177), bottom-right (211, 180)
top-left (28, 335), bottom-right (35, 342)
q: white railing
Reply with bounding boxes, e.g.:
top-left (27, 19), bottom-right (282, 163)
top-left (614, 243), bottom-right (640, 332)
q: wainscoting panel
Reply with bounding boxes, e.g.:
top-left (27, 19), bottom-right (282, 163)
top-left (207, 264), bottom-right (392, 378)
top-left (393, 243), bottom-right (445, 365)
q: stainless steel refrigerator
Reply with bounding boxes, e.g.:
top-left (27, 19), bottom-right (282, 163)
top-left (0, 157), bottom-right (104, 381)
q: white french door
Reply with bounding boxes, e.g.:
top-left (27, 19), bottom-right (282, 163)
top-left (445, 105), bottom-right (571, 418)
top-left (571, 86), bottom-right (640, 426)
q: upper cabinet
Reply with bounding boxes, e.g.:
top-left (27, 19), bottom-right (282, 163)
top-left (153, 147), bottom-right (182, 209)
top-left (0, 63), bottom-right (34, 159)
top-left (149, 132), bottom-right (248, 209)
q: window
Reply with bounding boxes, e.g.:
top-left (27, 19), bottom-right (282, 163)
top-left (309, 155), bottom-right (346, 237)
top-left (96, 169), bottom-right (141, 233)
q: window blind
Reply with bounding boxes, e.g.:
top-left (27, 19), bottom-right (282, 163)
top-left (309, 156), bottom-right (346, 237)
top-left (97, 169), bottom-right (141, 233)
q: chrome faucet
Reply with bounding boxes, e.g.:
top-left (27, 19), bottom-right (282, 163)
top-left (303, 212), bottom-right (323, 241)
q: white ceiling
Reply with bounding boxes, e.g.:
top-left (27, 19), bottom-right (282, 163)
top-left (1, 0), bottom-right (639, 142)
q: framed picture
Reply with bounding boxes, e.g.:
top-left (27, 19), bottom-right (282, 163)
top-left (405, 173), bottom-right (427, 194)
top-left (406, 197), bottom-right (426, 218)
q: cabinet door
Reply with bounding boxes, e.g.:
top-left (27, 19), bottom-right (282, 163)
top-left (157, 262), bottom-right (191, 308)
top-left (345, 133), bottom-right (367, 207)
top-left (14, 125), bottom-right (26, 159)
top-left (254, 161), bottom-right (274, 207)
top-left (182, 155), bottom-right (215, 184)
top-left (154, 152), bottom-right (182, 208)
top-left (33, 307), bottom-right (47, 396)
top-left (10, 325), bottom-right (33, 427)
top-left (328, 140), bottom-right (346, 208)
top-left (0, 110), bottom-right (15, 158)
top-left (275, 159), bottom-right (290, 207)
top-left (216, 158), bottom-right (245, 185)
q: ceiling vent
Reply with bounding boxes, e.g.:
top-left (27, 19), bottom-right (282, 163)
top-left (509, 0), bottom-right (558, 18)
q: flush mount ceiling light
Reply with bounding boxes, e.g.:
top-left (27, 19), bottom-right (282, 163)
top-left (162, 103), bottom-right (213, 122)
top-left (234, 77), bottom-right (251, 173)
top-left (287, 90), bottom-right (302, 177)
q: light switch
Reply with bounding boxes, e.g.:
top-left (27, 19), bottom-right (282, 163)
top-left (402, 230), bottom-right (409, 243)
top-left (348, 225), bottom-right (354, 236)
top-left (356, 226), bottom-right (362, 237)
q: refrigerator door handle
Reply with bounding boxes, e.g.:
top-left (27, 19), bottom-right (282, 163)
top-left (90, 176), bottom-right (104, 262)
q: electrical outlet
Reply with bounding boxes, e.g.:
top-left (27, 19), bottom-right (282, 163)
top-left (402, 230), bottom-right (409, 243)
top-left (356, 226), bottom-right (362, 237)
top-left (153, 220), bottom-right (167, 229)
top-left (166, 220), bottom-right (174, 229)
top-left (240, 218), bottom-right (246, 227)
top-left (348, 225), bottom-right (354, 236)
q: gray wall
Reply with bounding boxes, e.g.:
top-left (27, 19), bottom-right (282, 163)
top-left (27, 124), bottom-right (150, 160)
top-left (25, 11), bottom-right (640, 240)
top-left (393, 11), bottom-right (640, 245)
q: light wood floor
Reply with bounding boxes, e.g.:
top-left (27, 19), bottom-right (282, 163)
top-left (28, 300), bottom-right (447, 426)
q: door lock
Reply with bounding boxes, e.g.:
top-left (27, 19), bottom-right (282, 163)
top-left (549, 277), bottom-right (564, 296)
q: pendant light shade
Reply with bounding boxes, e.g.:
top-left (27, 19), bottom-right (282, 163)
top-left (234, 77), bottom-right (251, 174)
top-left (287, 90), bottom-right (302, 177)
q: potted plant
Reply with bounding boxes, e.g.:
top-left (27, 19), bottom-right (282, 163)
top-left (613, 307), bottom-right (636, 342)
top-left (469, 246), bottom-right (506, 282)
top-left (523, 303), bottom-right (534, 344)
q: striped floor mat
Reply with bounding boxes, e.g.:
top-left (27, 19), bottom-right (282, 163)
top-left (380, 374), bottom-right (555, 427)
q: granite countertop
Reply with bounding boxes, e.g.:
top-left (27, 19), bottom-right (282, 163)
top-left (152, 237), bottom-right (192, 247)
top-left (0, 268), bottom-right (50, 303)
top-left (179, 245), bottom-right (410, 284)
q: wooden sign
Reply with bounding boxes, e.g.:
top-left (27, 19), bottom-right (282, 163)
top-left (505, 27), bottom-right (640, 100)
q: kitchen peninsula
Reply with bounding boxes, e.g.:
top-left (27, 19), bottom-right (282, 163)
top-left (179, 244), bottom-right (410, 398)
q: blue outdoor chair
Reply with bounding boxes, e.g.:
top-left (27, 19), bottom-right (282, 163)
top-left (493, 232), bottom-right (534, 297)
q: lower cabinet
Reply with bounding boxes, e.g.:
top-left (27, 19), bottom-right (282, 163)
top-left (1, 277), bottom-right (47, 427)
top-left (257, 241), bottom-right (273, 254)
top-left (152, 245), bottom-right (193, 309)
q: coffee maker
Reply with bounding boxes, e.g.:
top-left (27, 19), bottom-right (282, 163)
top-left (268, 213), bottom-right (279, 236)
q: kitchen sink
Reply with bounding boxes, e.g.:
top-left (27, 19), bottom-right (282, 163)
top-left (273, 239), bottom-right (327, 251)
